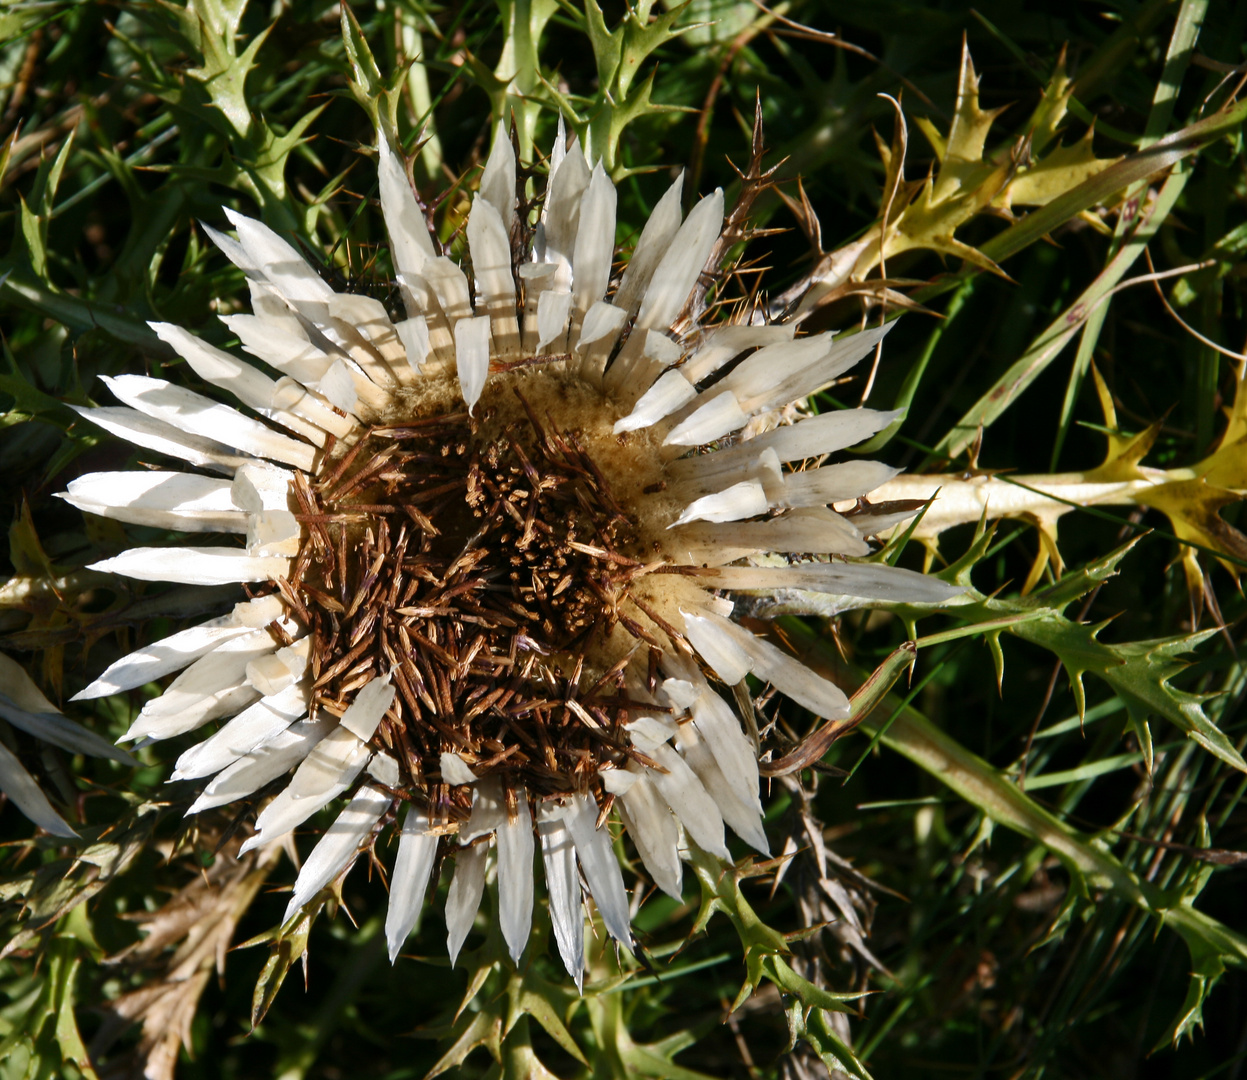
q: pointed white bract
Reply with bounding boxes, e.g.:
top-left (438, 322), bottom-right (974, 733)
top-left (674, 719), bottom-right (768, 854)
top-left (681, 611), bottom-right (752, 685)
top-left (497, 790), bottom-right (535, 964)
top-left (564, 793), bottom-right (633, 949)
top-left (671, 507), bottom-right (871, 563)
top-left (635, 188), bottom-right (724, 333)
top-left (478, 124), bottom-right (517, 235)
top-left (536, 289), bottom-right (573, 351)
top-left (662, 663), bottom-right (762, 823)
top-left (59, 120), bottom-right (964, 980)
top-left (60, 471), bottom-right (244, 533)
top-left (121, 627), bottom-right (285, 742)
top-left (101, 373), bottom-right (317, 470)
top-left (694, 610), bottom-right (852, 720)
top-left (617, 775), bottom-right (682, 901)
top-left (576, 301), bottom-right (627, 356)
top-left (681, 324), bottom-right (795, 384)
top-left (188, 716), bottom-right (335, 814)
top-left (222, 208), bottom-right (334, 308)
top-left (171, 682), bottom-right (307, 780)
top-left (706, 561), bottom-right (963, 603)
top-left (70, 405), bottom-right (252, 473)
top-left (150, 323), bottom-right (280, 414)
top-left (221, 314), bottom-right (331, 387)
top-left (338, 672), bottom-right (396, 740)
top-left (544, 140), bottom-right (590, 264)
top-left (90, 547), bottom-right (291, 587)
top-left (777, 460), bottom-right (902, 507)
top-left (614, 368), bottom-right (696, 433)
top-left (386, 805), bottom-right (440, 962)
top-left (72, 612), bottom-right (254, 700)
top-left (240, 725), bottom-right (373, 853)
top-left (614, 172), bottom-right (684, 317)
top-left (539, 814), bottom-right (585, 984)
top-left (377, 131), bottom-right (437, 275)
top-left (672, 481), bottom-right (769, 528)
top-left (283, 783), bottom-right (391, 922)
top-left (454, 315), bottom-right (491, 413)
top-left (635, 740), bottom-right (730, 860)
top-left (462, 776), bottom-right (506, 842)
top-left (467, 198), bottom-right (516, 307)
top-left (572, 163), bottom-right (617, 320)
top-left (446, 842), bottom-right (488, 967)
top-left (664, 391), bottom-right (750, 447)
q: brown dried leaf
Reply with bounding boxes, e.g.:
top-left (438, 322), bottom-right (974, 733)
top-left (91, 836), bottom-right (282, 1080)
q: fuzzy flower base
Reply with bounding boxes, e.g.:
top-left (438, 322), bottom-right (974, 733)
top-left (64, 121), bottom-right (957, 983)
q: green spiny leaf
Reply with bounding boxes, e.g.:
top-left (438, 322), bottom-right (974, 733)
top-left (340, 4), bottom-right (403, 140)
top-left (425, 1005), bottom-right (504, 1077)
top-left (788, 1001), bottom-right (873, 1080)
top-left (243, 898), bottom-right (324, 1027)
top-left (584, 0), bottom-right (623, 94)
top-left (617, 2), bottom-right (694, 100)
top-left (506, 972), bottom-right (587, 1066)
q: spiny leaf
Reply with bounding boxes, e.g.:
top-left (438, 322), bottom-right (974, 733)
top-left (505, 970), bottom-right (587, 1066)
top-left (617, 1), bottom-right (695, 100)
top-left (765, 540), bottom-right (1241, 773)
top-left (340, 4), bottom-right (403, 141)
top-left (424, 1006), bottom-right (504, 1078)
top-left (930, 43), bottom-right (1011, 202)
top-left (781, 619), bottom-right (1247, 1058)
top-left (2, 804), bottom-right (162, 959)
top-left (785, 999), bottom-right (872, 1080)
top-left (1024, 47), bottom-right (1078, 156)
top-left (584, 0), bottom-right (623, 93)
top-left (1085, 363), bottom-right (1161, 480)
top-left (0, 935), bottom-right (100, 1079)
top-left (244, 897), bottom-right (324, 1028)
top-left (842, 41), bottom-right (1117, 291)
top-left (870, 345), bottom-right (1247, 588)
top-left (1000, 126), bottom-right (1119, 210)
top-left (686, 845), bottom-right (869, 1077)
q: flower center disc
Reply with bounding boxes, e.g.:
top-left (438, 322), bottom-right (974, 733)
top-left (288, 367), bottom-right (675, 811)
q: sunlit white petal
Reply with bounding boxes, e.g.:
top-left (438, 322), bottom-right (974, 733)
top-left (446, 842), bottom-right (488, 967)
top-left (386, 805), bottom-right (440, 962)
top-left (538, 815), bottom-right (585, 986)
top-left (564, 792), bottom-right (632, 949)
top-left (497, 788), bottom-right (535, 964)
top-left (284, 783), bottom-right (391, 922)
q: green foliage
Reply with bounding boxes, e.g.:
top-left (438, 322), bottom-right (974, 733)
top-left (687, 843), bottom-right (870, 1078)
top-left (0, 923), bottom-right (100, 1080)
top-left (1, 1), bottom-right (1246, 1078)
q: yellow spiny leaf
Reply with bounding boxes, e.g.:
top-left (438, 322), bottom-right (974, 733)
top-left (1215, 366), bottom-right (1247, 452)
top-left (999, 127), bottom-right (1120, 210)
top-left (1086, 364), bottom-right (1160, 481)
top-left (1023, 47), bottom-right (1075, 157)
top-left (1196, 367), bottom-right (1247, 491)
top-left (891, 227), bottom-right (1008, 277)
top-left (939, 44), bottom-right (1010, 187)
top-left (1138, 478), bottom-right (1247, 580)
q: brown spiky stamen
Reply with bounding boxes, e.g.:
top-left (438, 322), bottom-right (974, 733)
top-left (293, 388), bottom-right (667, 822)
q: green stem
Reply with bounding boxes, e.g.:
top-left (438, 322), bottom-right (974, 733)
top-left (399, 15), bottom-right (445, 184)
top-left (779, 619), bottom-right (1247, 967)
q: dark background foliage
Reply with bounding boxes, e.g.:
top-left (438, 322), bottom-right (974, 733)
top-left (1, 1), bottom-right (1245, 1077)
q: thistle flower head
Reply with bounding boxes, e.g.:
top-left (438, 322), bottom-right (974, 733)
top-left (64, 120), bottom-right (957, 983)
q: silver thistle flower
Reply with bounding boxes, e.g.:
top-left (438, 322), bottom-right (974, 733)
top-left (62, 120), bottom-right (958, 985)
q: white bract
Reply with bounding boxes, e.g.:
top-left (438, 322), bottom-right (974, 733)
top-left (66, 122), bottom-right (959, 984)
